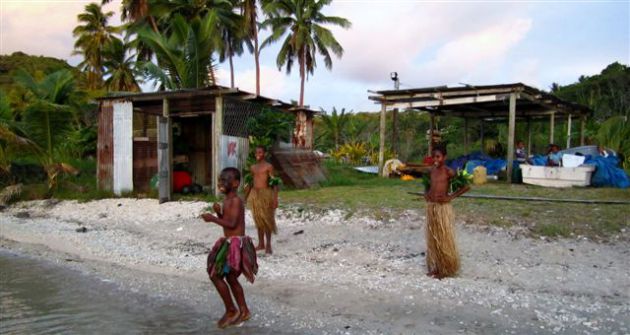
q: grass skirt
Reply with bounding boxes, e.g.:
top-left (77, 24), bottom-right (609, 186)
top-left (426, 202), bottom-right (460, 278)
top-left (207, 236), bottom-right (258, 283)
top-left (249, 188), bottom-right (277, 234)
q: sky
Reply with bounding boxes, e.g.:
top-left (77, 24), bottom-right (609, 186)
top-left (1, 0), bottom-right (629, 112)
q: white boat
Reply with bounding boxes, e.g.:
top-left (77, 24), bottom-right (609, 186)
top-left (521, 165), bottom-right (596, 188)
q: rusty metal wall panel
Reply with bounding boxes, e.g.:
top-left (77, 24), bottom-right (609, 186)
top-left (133, 139), bottom-right (157, 192)
top-left (113, 101), bottom-right (134, 195)
top-left (97, 102), bottom-right (114, 191)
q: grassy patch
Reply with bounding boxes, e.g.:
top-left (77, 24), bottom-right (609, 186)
top-left (280, 162), bottom-right (630, 240)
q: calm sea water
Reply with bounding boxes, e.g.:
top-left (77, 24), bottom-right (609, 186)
top-left (0, 251), bottom-right (286, 335)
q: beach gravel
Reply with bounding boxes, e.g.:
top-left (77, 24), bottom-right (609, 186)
top-left (1, 198), bottom-right (629, 334)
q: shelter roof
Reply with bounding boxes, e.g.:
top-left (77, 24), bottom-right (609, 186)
top-left (98, 85), bottom-right (318, 116)
top-left (368, 83), bottom-right (591, 120)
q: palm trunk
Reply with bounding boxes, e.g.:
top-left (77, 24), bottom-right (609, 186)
top-left (148, 15), bottom-right (159, 33)
top-left (299, 49), bottom-right (305, 107)
top-left (228, 44), bottom-right (235, 88)
top-left (253, 27), bottom-right (260, 96)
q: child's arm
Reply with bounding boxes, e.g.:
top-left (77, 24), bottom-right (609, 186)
top-left (269, 166), bottom-right (278, 209)
top-left (201, 199), bottom-right (242, 229)
top-left (448, 185), bottom-right (470, 201)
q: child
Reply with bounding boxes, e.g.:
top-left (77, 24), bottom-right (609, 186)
top-left (245, 146), bottom-right (278, 255)
top-left (515, 140), bottom-right (527, 163)
top-left (202, 167), bottom-right (258, 328)
top-left (546, 144), bottom-right (562, 166)
top-left (424, 144), bottom-right (470, 279)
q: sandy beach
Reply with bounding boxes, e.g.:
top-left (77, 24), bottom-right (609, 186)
top-left (1, 198), bottom-right (629, 334)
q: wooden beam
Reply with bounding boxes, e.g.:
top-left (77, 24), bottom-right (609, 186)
top-left (549, 111), bottom-right (555, 144)
top-left (388, 94), bottom-right (505, 109)
top-left (580, 115), bottom-right (586, 146)
top-left (566, 114), bottom-right (572, 148)
top-left (378, 103), bottom-right (387, 176)
top-left (506, 93), bottom-right (516, 184)
top-left (157, 98), bottom-right (172, 203)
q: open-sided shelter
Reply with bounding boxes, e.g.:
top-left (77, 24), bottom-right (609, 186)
top-left (97, 85), bottom-right (316, 202)
top-left (368, 83), bottom-right (592, 181)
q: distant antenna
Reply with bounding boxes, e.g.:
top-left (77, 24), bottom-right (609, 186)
top-left (390, 72), bottom-right (400, 90)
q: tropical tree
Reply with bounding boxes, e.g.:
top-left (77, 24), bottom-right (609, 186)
top-left (319, 107), bottom-right (350, 149)
top-left (261, 0), bottom-right (350, 106)
top-left (72, 3), bottom-right (120, 90)
top-left (13, 70), bottom-right (81, 188)
top-left (102, 0), bottom-right (159, 32)
top-left (103, 38), bottom-right (142, 92)
top-left (241, 0), bottom-right (268, 95)
top-left (138, 14), bottom-right (219, 89)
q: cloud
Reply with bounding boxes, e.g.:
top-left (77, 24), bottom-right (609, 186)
top-left (0, 1), bottom-right (121, 64)
top-left (328, 2), bottom-right (531, 86)
top-left (415, 18), bottom-right (533, 85)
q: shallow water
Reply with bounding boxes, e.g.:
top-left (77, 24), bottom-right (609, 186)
top-left (0, 252), bottom-right (285, 335)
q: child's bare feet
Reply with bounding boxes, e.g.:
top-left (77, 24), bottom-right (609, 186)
top-left (217, 310), bottom-right (240, 329)
top-left (265, 246), bottom-right (272, 255)
top-left (234, 309), bottom-right (251, 325)
top-left (255, 245), bottom-right (265, 251)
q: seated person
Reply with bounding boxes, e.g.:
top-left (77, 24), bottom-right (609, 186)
top-left (515, 140), bottom-right (527, 163)
top-left (546, 144), bottom-right (562, 166)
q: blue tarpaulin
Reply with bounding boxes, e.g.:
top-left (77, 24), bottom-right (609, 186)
top-left (448, 152), bottom-right (507, 176)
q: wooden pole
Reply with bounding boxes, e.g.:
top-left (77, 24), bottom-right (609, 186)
top-left (479, 119), bottom-right (484, 154)
top-left (580, 114), bottom-right (586, 146)
top-left (526, 117), bottom-right (532, 156)
top-left (549, 112), bottom-right (555, 144)
top-left (378, 103), bottom-right (386, 176)
top-left (506, 93), bottom-right (516, 184)
top-left (428, 112), bottom-right (435, 157)
top-left (566, 114), bottom-right (572, 149)
top-left (464, 118), bottom-right (469, 154)
top-left (157, 98), bottom-right (172, 203)
top-left (391, 108), bottom-right (398, 155)
top-left (213, 96), bottom-right (223, 195)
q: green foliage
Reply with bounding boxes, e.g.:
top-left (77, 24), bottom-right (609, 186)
top-left (103, 38), bottom-right (141, 92)
top-left (319, 107), bottom-right (351, 149)
top-left (138, 13), bottom-right (219, 89)
top-left (73, 3), bottom-right (120, 90)
top-left (595, 116), bottom-right (630, 170)
top-left (553, 62), bottom-right (630, 121)
top-left (330, 142), bottom-right (367, 165)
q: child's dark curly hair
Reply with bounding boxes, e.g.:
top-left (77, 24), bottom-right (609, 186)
top-left (432, 142), bottom-right (447, 156)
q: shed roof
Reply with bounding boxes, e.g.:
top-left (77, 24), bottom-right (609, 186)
top-left (368, 83), bottom-right (591, 120)
top-left (98, 85), bottom-right (317, 116)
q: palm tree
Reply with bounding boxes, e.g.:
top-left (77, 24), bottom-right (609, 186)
top-left (319, 107), bottom-right (350, 149)
top-left (103, 38), bottom-right (142, 92)
top-left (241, 0), bottom-right (268, 95)
top-left (73, 3), bottom-right (120, 90)
top-left (13, 69), bottom-right (77, 157)
top-left (138, 14), bottom-right (219, 89)
top-left (261, 0), bottom-right (350, 106)
top-left (102, 0), bottom-right (159, 32)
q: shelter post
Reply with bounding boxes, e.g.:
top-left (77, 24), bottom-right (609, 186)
top-left (479, 119), bottom-right (484, 154)
top-left (212, 96), bottom-right (224, 195)
top-left (580, 114), bottom-right (586, 146)
top-left (392, 108), bottom-right (398, 155)
top-left (157, 98), bottom-right (172, 203)
top-left (566, 114), bottom-right (572, 148)
top-left (526, 117), bottom-right (532, 156)
top-left (549, 112), bottom-right (555, 144)
top-left (378, 103), bottom-right (386, 176)
top-left (428, 113), bottom-right (435, 156)
top-left (464, 118), bottom-right (469, 154)
top-left (506, 93), bottom-right (516, 184)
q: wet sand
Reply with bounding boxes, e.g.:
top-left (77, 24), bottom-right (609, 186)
top-left (1, 199), bottom-right (629, 334)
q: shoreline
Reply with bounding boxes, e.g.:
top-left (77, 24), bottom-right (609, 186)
top-left (1, 198), bottom-right (629, 334)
